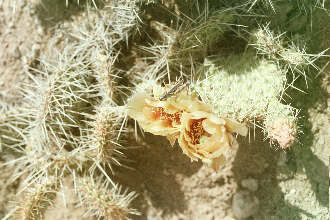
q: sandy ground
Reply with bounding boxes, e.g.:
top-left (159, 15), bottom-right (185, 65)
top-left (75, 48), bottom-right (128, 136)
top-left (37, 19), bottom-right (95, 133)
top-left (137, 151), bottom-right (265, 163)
top-left (0, 0), bottom-right (328, 219)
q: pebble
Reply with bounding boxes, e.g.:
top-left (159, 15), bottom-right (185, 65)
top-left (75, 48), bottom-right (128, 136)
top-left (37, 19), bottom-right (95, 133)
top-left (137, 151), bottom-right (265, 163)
top-left (13, 46), bottom-right (21, 58)
top-left (232, 190), bottom-right (259, 219)
top-left (37, 26), bottom-right (44, 35)
top-left (8, 22), bottom-right (15, 29)
top-left (241, 178), bottom-right (258, 192)
top-left (34, 17), bottom-right (41, 26)
top-left (31, 43), bottom-right (41, 58)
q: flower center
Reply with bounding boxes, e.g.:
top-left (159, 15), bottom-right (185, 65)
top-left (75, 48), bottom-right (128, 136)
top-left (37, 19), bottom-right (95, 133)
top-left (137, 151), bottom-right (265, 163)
top-left (188, 118), bottom-right (206, 145)
top-left (151, 107), bottom-right (182, 125)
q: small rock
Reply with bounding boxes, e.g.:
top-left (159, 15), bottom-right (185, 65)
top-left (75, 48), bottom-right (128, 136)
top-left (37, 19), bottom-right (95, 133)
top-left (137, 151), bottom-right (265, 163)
top-left (12, 46), bottom-right (21, 58)
top-left (37, 26), bottom-right (44, 35)
top-left (232, 190), bottom-right (259, 219)
top-left (22, 56), bottom-right (28, 65)
top-left (34, 17), bottom-right (41, 26)
top-left (31, 44), bottom-right (41, 58)
top-left (241, 178), bottom-right (258, 192)
top-left (8, 22), bottom-right (15, 29)
top-left (22, 56), bottom-right (30, 71)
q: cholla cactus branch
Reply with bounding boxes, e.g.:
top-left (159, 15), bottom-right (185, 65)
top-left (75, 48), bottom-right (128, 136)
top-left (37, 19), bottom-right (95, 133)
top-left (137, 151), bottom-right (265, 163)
top-left (0, 104), bottom-right (30, 151)
top-left (22, 43), bottom-right (98, 148)
top-left (137, 8), bottom-right (237, 81)
top-left (13, 177), bottom-right (57, 220)
top-left (175, 9), bottom-right (235, 62)
top-left (92, 49), bottom-right (122, 105)
top-left (6, 127), bottom-right (89, 192)
top-left (250, 24), bottom-right (327, 87)
top-left (77, 176), bottom-right (139, 220)
top-left (81, 105), bottom-right (128, 176)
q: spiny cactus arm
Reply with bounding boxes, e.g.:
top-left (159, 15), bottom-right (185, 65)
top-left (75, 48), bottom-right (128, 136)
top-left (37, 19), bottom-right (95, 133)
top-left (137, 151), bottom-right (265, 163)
top-left (12, 177), bottom-right (58, 220)
top-left (77, 176), bottom-right (139, 220)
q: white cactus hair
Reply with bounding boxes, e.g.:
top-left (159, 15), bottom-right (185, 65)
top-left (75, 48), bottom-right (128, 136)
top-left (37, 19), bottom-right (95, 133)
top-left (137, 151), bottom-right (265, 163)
top-left (81, 105), bottom-right (129, 179)
top-left (193, 52), bottom-right (287, 121)
top-left (67, 0), bottom-right (142, 104)
top-left (135, 4), bottom-right (238, 84)
top-left (245, 0), bottom-right (327, 12)
top-left (77, 175), bottom-right (140, 220)
top-left (12, 177), bottom-right (57, 220)
top-left (1, 0), bottom-right (144, 218)
top-left (70, 0), bottom-right (141, 45)
top-left (250, 24), bottom-right (328, 86)
top-left (22, 46), bottom-right (96, 145)
top-left (3, 2), bottom-right (140, 215)
top-left (176, 9), bottom-right (235, 56)
top-left (0, 103), bottom-right (30, 151)
top-left (6, 125), bottom-right (89, 192)
top-left (246, 0), bottom-right (276, 11)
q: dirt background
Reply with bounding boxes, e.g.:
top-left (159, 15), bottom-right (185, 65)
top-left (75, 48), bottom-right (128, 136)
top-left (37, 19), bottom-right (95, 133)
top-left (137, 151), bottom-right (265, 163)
top-left (0, 0), bottom-right (329, 219)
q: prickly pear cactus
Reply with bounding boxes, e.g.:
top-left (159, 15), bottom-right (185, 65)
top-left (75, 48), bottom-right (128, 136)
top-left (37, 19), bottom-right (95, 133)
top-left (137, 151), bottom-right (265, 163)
top-left (193, 51), bottom-right (298, 148)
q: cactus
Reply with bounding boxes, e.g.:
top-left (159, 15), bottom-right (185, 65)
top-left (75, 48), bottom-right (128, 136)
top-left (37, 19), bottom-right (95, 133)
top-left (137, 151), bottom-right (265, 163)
top-left (13, 177), bottom-right (57, 220)
top-left (192, 51), bottom-right (299, 148)
top-left (136, 7), bottom-right (236, 81)
top-left (2, 1), bottom-right (142, 218)
top-left (77, 176), bottom-right (139, 220)
top-left (250, 24), bottom-right (327, 86)
top-left (175, 10), bottom-right (235, 60)
top-left (81, 105), bottom-right (128, 178)
top-left (6, 125), bottom-right (89, 191)
top-left (0, 104), bottom-right (29, 151)
top-left (1, 0), bottom-right (327, 218)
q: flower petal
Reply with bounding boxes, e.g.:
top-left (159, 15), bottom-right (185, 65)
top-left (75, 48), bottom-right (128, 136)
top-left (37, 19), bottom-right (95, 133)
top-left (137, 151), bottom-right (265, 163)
top-left (224, 118), bottom-right (248, 136)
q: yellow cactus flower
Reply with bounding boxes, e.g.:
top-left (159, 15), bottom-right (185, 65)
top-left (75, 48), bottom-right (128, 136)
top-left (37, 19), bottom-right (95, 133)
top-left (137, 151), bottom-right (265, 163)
top-left (127, 84), bottom-right (247, 171)
top-left (127, 92), bottom-right (182, 140)
top-left (178, 111), bottom-right (247, 171)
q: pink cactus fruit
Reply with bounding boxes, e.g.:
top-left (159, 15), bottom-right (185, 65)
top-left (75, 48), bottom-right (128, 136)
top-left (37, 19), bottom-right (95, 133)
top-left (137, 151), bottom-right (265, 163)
top-left (266, 118), bottom-right (296, 149)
